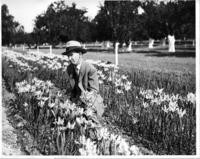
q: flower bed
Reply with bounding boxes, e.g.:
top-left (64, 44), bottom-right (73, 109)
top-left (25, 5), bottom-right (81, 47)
top-left (2, 49), bottom-right (196, 155)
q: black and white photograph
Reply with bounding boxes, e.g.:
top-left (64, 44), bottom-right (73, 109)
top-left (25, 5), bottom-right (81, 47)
top-left (1, 0), bottom-right (199, 157)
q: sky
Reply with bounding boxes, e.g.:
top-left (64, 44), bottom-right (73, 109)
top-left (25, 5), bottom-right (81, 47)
top-left (1, 0), bottom-right (104, 33)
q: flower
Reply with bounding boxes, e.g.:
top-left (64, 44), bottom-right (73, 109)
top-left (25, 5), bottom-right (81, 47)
top-left (79, 148), bottom-right (87, 155)
top-left (38, 100), bottom-right (45, 108)
top-left (67, 121), bottom-right (76, 129)
top-left (96, 128), bottom-right (109, 140)
top-left (117, 138), bottom-right (130, 155)
top-left (116, 88), bottom-right (123, 94)
top-left (57, 117), bottom-right (64, 126)
top-left (177, 108), bottom-right (186, 118)
top-left (121, 75), bottom-right (128, 80)
top-left (187, 92), bottom-right (196, 104)
top-left (85, 108), bottom-right (94, 117)
top-left (48, 102), bottom-right (55, 108)
top-left (162, 105), bottom-right (169, 113)
top-left (23, 102), bottom-right (28, 107)
top-left (143, 101), bottom-right (149, 108)
top-left (168, 100), bottom-right (178, 112)
top-left (129, 145), bottom-right (141, 155)
top-left (155, 88), bottom-right (164, 95)
top-left (124, 81), bottom-right (132, 91)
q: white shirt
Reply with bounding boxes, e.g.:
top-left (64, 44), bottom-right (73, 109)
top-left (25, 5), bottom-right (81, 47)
top-left (75, 60), bottom-right (82, 75)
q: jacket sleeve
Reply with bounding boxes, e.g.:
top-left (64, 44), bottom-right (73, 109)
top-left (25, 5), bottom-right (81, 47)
top-left (88, 63), bottom-right (99, 92)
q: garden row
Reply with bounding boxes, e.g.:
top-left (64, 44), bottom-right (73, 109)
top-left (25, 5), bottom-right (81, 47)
top-left (3, 50), bottom-right (146, 155)
top-left (2, 49), bottom-right (196, 155)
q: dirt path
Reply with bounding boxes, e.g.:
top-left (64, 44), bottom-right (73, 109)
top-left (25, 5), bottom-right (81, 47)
top-left (2, 81), bottom-right (25, 155)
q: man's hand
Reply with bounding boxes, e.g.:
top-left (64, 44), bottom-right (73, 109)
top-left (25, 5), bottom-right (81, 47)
top-left (80, 91), bottom-right (97, 107)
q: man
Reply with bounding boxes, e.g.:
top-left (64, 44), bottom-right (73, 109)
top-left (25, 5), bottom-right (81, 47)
top-left (62, 40), bottom-right (104, 122)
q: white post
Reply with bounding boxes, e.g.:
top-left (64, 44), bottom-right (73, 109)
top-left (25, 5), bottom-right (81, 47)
top-left (148, 38), bottom-right (154, 48)
top-left (106, 41), bottom-right (110, 49)
top-left (115, 42), bottom-right (119, 66)
top-left (127, 41), bottom-right (132, 52)
top-left (50, 45), bottom-right (52, 54)
top-left (82, 43), bottom-right (86, 49)
top-left (22, 45), bottom-right (25, 51)
top-left (192, 40), bottom-right (195, 46)
top-left (162, 38), bottom-right (166, 46)
top-left (168, 35), bottom-right (175, 52)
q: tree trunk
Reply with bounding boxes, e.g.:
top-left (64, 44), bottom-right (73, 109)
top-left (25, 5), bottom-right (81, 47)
top-left (106, 41), bottom-right (110, 49)
top-left (168, 35), bottom-right (175, 52)
top-left (148, 38), bottom-right (154, 49)
top-left (162, 37), bottom-right (166, 46)
top-left (127, 41), bottom-right (132, 52)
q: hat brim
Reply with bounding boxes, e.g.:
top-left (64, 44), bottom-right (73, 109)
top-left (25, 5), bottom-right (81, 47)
top-left (62, 46), bottom-right (87, 55)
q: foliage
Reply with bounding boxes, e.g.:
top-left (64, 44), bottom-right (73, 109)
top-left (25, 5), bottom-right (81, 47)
top-left (2, 49), bottom-right (196, 155)
top-left (1, 4), bottom-right (25, 45)
top-left (2, 0), bottom-right (195, 46)
top-left (33, 0), bottom-right (93, 45)
top-left (2, 50), bottom-right (146, 155)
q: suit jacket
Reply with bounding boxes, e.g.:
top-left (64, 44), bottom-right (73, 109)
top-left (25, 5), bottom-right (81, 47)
top-left (67, 61), bottom-right (99, 99)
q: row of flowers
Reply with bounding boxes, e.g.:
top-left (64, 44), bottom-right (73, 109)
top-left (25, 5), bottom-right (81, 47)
top-left (2, 49), bottom-right (196, 155)
top-left (14, 77), bottom-right (144, 155)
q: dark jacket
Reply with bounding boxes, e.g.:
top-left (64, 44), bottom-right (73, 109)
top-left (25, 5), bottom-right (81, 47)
top-left (67, 61), bottom-right (99, 99)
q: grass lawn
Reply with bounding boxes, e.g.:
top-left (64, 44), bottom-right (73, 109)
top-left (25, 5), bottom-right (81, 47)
top-left (34, 45), bottom-right (195, 75)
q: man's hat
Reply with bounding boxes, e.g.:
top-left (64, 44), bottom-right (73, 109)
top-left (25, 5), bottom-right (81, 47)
top-left (62, 40), bottom-right (86, 55)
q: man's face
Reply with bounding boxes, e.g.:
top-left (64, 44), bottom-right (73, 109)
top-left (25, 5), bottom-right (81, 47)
top-left (68, 52), bottom-right (80, 65)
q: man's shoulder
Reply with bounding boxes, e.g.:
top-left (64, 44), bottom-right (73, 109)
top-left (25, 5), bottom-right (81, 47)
top-left (82, 61), bottom-right (95, 70)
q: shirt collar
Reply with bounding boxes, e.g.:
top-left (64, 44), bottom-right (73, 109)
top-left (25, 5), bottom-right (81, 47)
top-left (76, 59), bottom-right (82, 71)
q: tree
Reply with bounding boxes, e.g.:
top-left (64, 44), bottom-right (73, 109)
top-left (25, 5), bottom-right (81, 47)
top-left (141, 0), bottom-right (195, 40)
top-left (94, 0), bottom-right (149, 43)
top-left (2, 4), bottom-right (27, 46)
top-left (33, 0), bottom-right (92, 46)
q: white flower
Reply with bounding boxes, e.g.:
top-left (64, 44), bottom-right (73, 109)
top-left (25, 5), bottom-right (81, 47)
top-left (151, 98), bottom-right (161, 105)
top-left (57, 117), bottom-right (64, 126)
top-left (143, 101), bottom-right (149, 108)
top-left (99, 79), bottom-right (103, 84)
top-left (34, 90), bottom-right (42, 97)
top-left (42, 97), bottom-right (48, 101)
top-left (116, 88), bottom-right (124, 94)
top-left (129, 145), bottom-right (141, 155)
top-left (121, 75), bottom-right (128, 80)
top-left (117, 138), bottom-right (130, 155)
top-left (67, 121), bottom-right (76, 129)
top-left (162, 105), bottom-right (169, 113)
top-left (168, 100), bottom-right (178, 112)
top-left (97, 128), bottom-right (109, 140)
top-left (110, 134), bottom-right (118, 141)
top-left (124, 81), bottom-right (132, 91)
top-left (46, 80), bottom-right (54, 87)
top-left (177, 108), bottom-right (186, 118)
top-left (79, 148), bottom-right (87, 155)
top-left (104, 67), bottom-right (109, 71)
top-left (48, 102), bottom-right (55, 108)
top-left (38, 100), bottom-right (45, 108)
top-left (23, 102), bottom-right (28, 107)
top-left (155, 88), bottom-right (164, 95)
top-left (115, 79), bottom-right (121, 87)
top-left (76, 117), bottom-right (85, 125)
top-left (85, 108), bottom-right (94, 117)
top-left (187, 92), bottom-right (196, 104)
